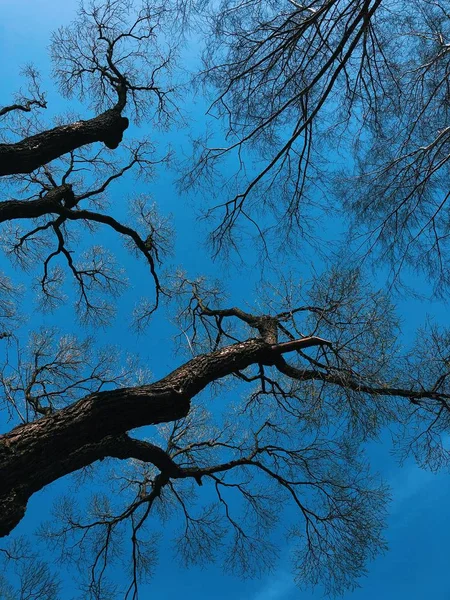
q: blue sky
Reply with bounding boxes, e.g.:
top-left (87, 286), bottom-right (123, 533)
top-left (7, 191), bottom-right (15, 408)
top-left (1, 1), bottom-right (450, 598)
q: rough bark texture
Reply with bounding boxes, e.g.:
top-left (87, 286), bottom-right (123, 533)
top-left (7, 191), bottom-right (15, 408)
top-left (0, 337), bottom-right (278, 537)
top-left (0, 185), bottom-right (76, 222)
top-left (0, 109), bottom-right (129, 176)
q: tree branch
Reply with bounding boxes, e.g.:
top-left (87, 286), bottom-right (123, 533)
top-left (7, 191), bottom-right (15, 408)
top-left (274, 356), bottom-right (450, 406)
top-left (0, 337), bottom-right (274, 536)
top-left (0, 98), bottom-right (47, 118)
top-left (0, 109), bottom-right (129, 176)
top-left (0, 185), bottom-right (76, 222)
top-left (0, 186), bottom-right (160, 298)
top-left (107, 433), bottom-right (184, 478)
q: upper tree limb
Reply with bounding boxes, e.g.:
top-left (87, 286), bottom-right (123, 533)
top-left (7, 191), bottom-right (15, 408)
top-left (0, 109), bottom-right (129, 176)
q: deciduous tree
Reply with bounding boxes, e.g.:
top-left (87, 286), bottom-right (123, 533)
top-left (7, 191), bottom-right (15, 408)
top-left (1, 1), bottom-right (450, 598)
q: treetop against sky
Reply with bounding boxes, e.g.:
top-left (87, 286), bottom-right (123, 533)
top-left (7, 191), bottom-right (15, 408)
top-left (1, 1), bottom-right (450, 598)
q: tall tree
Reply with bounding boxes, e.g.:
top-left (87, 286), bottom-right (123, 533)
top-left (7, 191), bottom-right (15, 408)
top-left (194, 0), bottom-right (450, 288)
top-left (1, 1), bottom-right (450, 598)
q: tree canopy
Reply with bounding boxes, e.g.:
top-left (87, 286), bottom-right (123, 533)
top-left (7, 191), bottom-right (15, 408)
top-left (1, 1), bottom-right (450, 598)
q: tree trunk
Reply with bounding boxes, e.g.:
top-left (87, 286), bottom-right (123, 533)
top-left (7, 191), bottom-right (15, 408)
top-left (0, 185), bottom-right (76, 222)
top-left (0, 338), bottom-right (276, 537)
top-left (0, 109), bottom-right (129, 176)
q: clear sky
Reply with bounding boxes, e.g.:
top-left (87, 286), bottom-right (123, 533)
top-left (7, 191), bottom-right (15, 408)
top-left (1, 1), bottom-right (450, 599)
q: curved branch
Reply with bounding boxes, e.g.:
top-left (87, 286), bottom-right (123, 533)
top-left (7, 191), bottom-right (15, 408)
top-left (274, 356), bottom-right (450, 406)
top-left (0, 98), bottom-right (47, 118)
top-left (0, 337), bottom-right (273, 536)
top-left (0, 335), bottom-right (335, 536)
top-left (0, 187), bottom-right (160, 299)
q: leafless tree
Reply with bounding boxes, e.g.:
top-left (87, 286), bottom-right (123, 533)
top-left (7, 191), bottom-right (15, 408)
top-left (0, 0), bottom-right (179, 319)
top-left (187, 0), bottom-right (450, 288)
top-left (0, 537), bottom-right (60, 600)
top-left (1, 1), bottom-right (450, 599)
top-left (185, 0), bottom-right (386, 252)
top-left (0, 0), bottom-right (178, 176)
top-left (3, 263), bottom-right (450, 597)
top-left (340, 0), bottom-right (450, 291)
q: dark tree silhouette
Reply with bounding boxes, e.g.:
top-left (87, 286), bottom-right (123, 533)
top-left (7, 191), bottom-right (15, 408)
top-left (191, 0), bottom-right (450, 288)
top-left (1, 1), bottom-right (450, 598)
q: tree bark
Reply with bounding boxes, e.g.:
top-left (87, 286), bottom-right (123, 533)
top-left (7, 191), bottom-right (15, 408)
top-left (0, 185), bottom-right (76, 222)
top-left (0, 337), bottom-right (289, 537)
top-left (0, 109), bottom-right (129, 176)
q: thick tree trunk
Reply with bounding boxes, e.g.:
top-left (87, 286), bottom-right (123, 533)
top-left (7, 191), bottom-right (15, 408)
top-left (0, 185), bottom-right (76, 222)
top-left (0, 109), bottom-right (129, 176)
top-left (0, 338), bottom-right (279, 537)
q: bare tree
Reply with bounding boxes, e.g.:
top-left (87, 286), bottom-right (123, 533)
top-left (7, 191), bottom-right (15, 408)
top-left (186, 0), bottom-right (386, 251)
top-left (340, 0), bottom-right (450, 291)
top-left (2, 265), bottom-right (450, 597)
top-left (0, 0), bottom-right (178, 318)
top-left (0, 537), bottom-right (59, 600)
top-left (0, 134), bottom-right (170, 321)
top-left (187, 0), bottom-right (450, 289)
top-left (0, 0), bottom-right (177, 176)
top-left (1, 1), bottom-right (450, 599)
